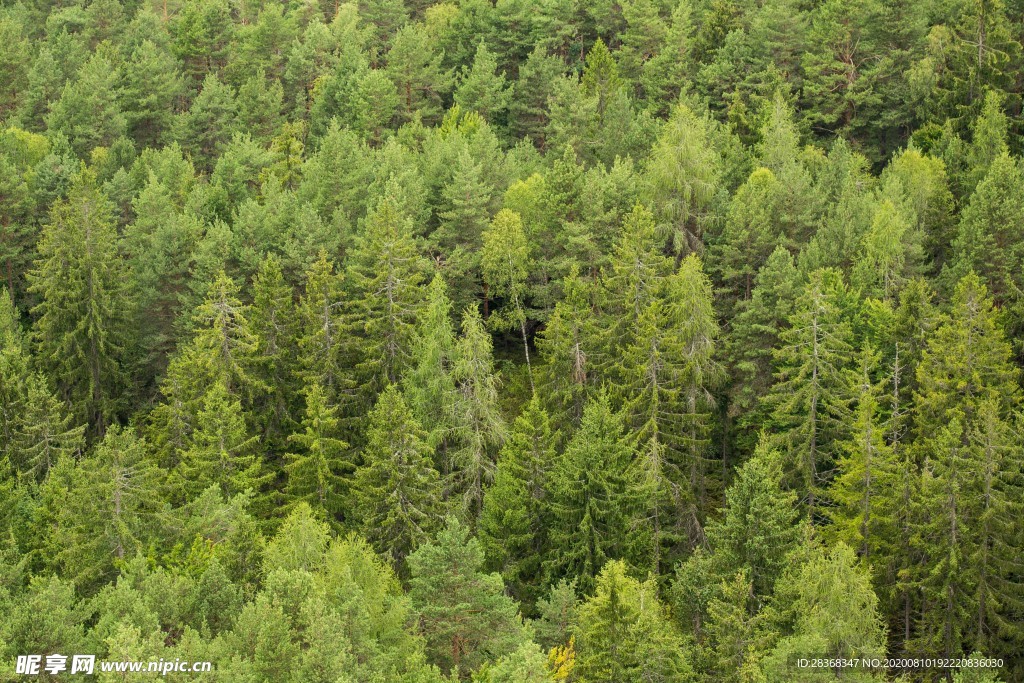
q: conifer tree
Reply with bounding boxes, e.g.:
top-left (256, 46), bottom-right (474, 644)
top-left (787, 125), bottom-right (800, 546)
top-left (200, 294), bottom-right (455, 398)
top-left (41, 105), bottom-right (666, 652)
top-left (353, 384), bottom-right (441, 568)
top-left (283, 383), bottom-right (352, 527)
top-left (645, 102), bottom-right (721, 254)
top-left (710, 167), bottom-right (783, 317)
top-left (481, 208), bottom-right (533, 384)
top-left (448, 305), bottom-right (506, 518)
top-left (537, 266), bottom-right (599, 434)
top-left (827, 347), bottom-right (901, 585)
top-left (346, 194), bottom-right (427, 400)
top-left (598, 203), bottom-right (671, 371)
top-left (544, 393), bottom-right (633, 593)
top-left (29, 170), bottom-right (128, 435)
top-left (454, 41), bottom-right (511, 125)
top-left (408, 516), bottom-right (526, 679)
top-left (478, 395), bottom-right (556, 608)
top-left (295, 253), bottom-right (352, 408)
top-left (763, 543), bottom-right (887, 677)
top-left (14, 375), bottom-right (85, 481)
top-left (707, 437), bottom-right (800, 601)
top-left (45, 53), bottom-right (127, 157)
top-left (573, 560), bottom-right (691, 683)
top-left (386, 22), bottom-right (451, 125)
top-left (403, 274), bottom-right (459, 466)
top-left (172, 73), bottom-right (238, 172)
top-left (764, 268), bottom-right (855, 512)
top-left (0, 289), bottom-right (30, 464)
top-left (174, 379), bottom-right (267, 505)
top-left (950, 154), bottom-right (1024, 312)
top-left (45, 427), bottom-right (161, 592)
top-left (913, 273), bottom-right (1019, 440)
top-left (248, 254), bottom-right (300, 455)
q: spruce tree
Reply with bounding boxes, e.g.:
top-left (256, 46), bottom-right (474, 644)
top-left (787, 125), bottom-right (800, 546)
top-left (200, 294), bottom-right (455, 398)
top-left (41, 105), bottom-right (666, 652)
top-left (353, 384), bottom-right (441, 568)
top-left (537, 266), bottom-right (600, 435)
top-left (346, 193), bottom-right (428, 401)
top-left (448, 305), bottom-right (506, 518)
top-left (45, 427), bottom-right (162, 592)
top-left (28, 170), bottom-right (128, 435)
top-left (544, 392), bottom-right (633, 593)
top-left (173, 379), bottom-right (267, 505)
top-left (477, 395), bottom-right (556, 609)
top-left (14, 375), bottom-right (85, 481)
top-left (283, 383), bottom-right (352, 527)
top-left (572, 559), bottom-right (691, 683)
top-left (295, 253), bottom-right (353, 408)
top-left (480, 208), bottom-right (533, 384)
top-left (764, 268), bottom-right (855, 512)
top-left (706, 437), bottom-right (800, 601)
top-left (248, 254), bottom-right (300, 455)
top-left (403, 274), bottom-right (459, 467)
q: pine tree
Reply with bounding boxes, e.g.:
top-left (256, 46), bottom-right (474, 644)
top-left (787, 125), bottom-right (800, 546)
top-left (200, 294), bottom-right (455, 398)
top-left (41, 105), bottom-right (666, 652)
top-left (478, 395), bottom-right (556, 608)
top-left (386, 23), bottom-right (452, 125)
top-left (454, 41), bottom-right (511, 125)
top-left (172, 73), bottom-right (238, 172)
top-left (28, 170), bottom-right (128, 435)
top-left (283, 383), bottom-right (352, 526)
top-left (507, 46), bottom-right (564, 147)
top-left (408, 516), bottom-right (526, 679)
top-left (45, 53), bottom-right (127, 157)
top-left (448, 305), bottom-right (506, 519)
top-left (120, 38), bottom-right (185, 147)
top-left (544, 393), bottom-right (633, 593)
top-left (353, 384), bottom-right (441, 568)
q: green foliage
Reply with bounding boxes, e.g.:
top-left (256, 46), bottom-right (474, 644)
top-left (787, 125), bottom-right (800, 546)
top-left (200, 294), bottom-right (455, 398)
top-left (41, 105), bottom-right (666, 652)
top-left (10, 1), bottom-right (1024, 678)
top-left (354, 384), bottom-right (441, 568)
top-left (409, 516), bottom-right (526, 679)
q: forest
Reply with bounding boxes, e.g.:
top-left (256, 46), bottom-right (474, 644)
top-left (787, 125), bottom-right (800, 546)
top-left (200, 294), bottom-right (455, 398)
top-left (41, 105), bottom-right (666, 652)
top-left (0, 0), bottom-right (1023, 680)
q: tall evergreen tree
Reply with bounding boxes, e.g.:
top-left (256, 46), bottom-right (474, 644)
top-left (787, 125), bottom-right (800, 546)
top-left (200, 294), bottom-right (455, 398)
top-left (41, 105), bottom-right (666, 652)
top-left (478, 395), bottom-right (556, 609)
top-left (448, 306), bottom-right (506, 519)
top-left (764, 268), bottom-right (855, 512)
top-left (346, 193), bottom-right (428, 401)
top-left (283, 383), bottom-right (352, 527)
top-left (28, 170), bottom-right (128, 435)
top-left (353, 384), bottom-right (441, 568)
top-left (408, 516), bottom-right (526, 679)
top-left (544, 392), bottom-right (633, 593)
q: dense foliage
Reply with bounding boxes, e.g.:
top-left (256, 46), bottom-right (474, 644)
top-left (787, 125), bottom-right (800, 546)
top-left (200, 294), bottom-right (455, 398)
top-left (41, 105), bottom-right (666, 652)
top-left (1, 0), bottom-right (1023, 680)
